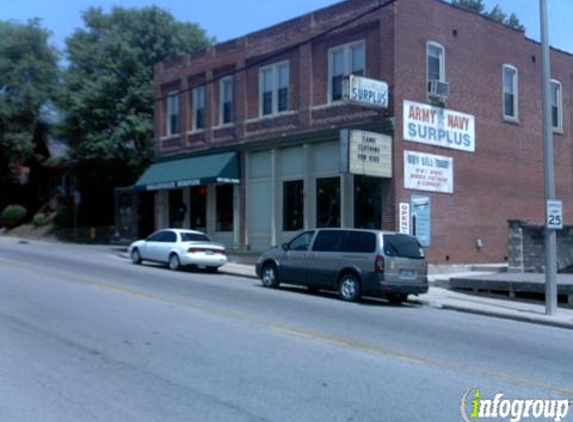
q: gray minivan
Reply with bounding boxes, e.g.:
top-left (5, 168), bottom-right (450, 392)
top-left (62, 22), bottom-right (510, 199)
top-left (255, 229), bottom-right (428, 303)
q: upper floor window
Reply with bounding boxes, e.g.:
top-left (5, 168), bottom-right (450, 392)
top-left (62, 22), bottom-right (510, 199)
top-left (219, 76), bottom-right (233, 125)
top-left (259, 62), bottom-right (289, 116)
top-left (192, 85), bottom-right (205, 131)
top-left (426, 42), bottom-right (445, 91)
top-left (166, 91), bottom-right (179, 136)
top-left (551, 79), bottom-right (562, 132)
top-left (503, 65), bottom-right (518, 121)
top-left (329, 41), bottom-right (365, 102)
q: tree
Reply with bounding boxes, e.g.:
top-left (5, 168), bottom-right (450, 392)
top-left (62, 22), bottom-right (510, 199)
top-left (0, 19), bottom-right (59, 184)
top-left (58, 6), bottom-right (213, 224)
top-left (486, 5), bottom-right (507, 23)
top-left (451, 0), bottom-right (486, 14)
top-left (60, 6), bottom-right (212, 175)
top-left (451, 0), bottom-right (525, 31)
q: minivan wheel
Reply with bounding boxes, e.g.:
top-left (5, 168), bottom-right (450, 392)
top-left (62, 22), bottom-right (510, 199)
top-left (387, 293), bottom-right (408, 304)
top-left (131, 248), bottom-right (142, 265)
top-left (261, 263), bottom-right (279, 288)
top-left (338, 273), bottom-right (361, 302)
top-left (168, 254), bottom-right (181, 271)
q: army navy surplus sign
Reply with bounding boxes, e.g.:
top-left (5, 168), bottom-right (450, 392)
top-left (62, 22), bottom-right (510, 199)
top-left (403, 100), bottom-right (475, 152)
top-left (340, 130), bottom-right (392, 178)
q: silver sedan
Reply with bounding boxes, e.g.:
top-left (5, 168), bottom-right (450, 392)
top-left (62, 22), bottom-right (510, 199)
top-left (128, 229), bottom-right (227, 272)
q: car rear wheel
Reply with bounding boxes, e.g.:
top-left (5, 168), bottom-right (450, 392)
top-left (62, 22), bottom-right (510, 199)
top-left (131, 249), bottom-right (142, 265)
top-left (387, 293), bottom-right (408, 304)
top-left (261, 263), bottom-right (279, 288)
top-left (338, 273), bottom-right (361, 302)
top-left (168, 254), bottom-right (181, 271)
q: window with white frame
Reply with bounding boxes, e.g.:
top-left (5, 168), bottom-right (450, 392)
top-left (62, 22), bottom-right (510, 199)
top-left (426, 42), bottom-right (445, 92)
top-left (192, 86), bottom-right (205, 131)
top-left (329, 41), bottom-right (365, 102)
top-left (219, 77), bottom-right (233, 125)
top-left (503, 65), bottom-right (518, 121)
top-left (166, 91), bottom-right (179, 136)
top-left (259, 62), bottom-right (289, 116)
top-left (551, 79), bottom-right (562, 131)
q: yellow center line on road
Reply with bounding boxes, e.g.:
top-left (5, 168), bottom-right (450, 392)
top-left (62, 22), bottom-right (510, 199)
top-left (2, 256), bottom-right (573, 395)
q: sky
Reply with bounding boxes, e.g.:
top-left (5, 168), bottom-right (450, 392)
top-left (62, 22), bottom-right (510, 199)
top-left (0, 0), bottom-right (571, 54)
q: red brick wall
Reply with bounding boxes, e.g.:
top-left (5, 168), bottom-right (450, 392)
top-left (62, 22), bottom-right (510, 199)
top-left (152, 0), bottom-right (573, 263)
top-left (152, 0), bottom-right (393, 157)
top-left (393, 0), bottom-right (573, 263)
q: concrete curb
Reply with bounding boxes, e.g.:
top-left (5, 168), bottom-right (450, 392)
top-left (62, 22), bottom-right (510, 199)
top-left (410, 298), bottom-right (573, 331)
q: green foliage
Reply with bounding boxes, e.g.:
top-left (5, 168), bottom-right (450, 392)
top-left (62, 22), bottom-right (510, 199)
top-left (0, 19), bottom-right (60, 183)
top-left (486, 5), bottom-right (506, 23)
top-left (54, 206), bottom-right (73, 228)
top-left (451, 0), bottom-right (525, 31)
top-left (506, 13), bottom-right (525, 32)
top-left (451, 0), bottom-right (486, 14)
top-left (32, 212), bottom-right (48, 227)
top-left (1, 205), bottom-right (28, 229)
top-left (59, 6), bottom-right (213, 177)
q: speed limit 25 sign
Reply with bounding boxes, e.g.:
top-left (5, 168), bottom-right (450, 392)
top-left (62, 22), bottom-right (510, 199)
top-left (546, 200), bottom-right (563, 230)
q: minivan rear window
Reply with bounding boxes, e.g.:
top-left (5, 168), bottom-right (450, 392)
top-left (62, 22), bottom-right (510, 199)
top-left (312, 230), bottom-right (376, 253)
top-left (345, 231), bottom-right (376, 253)
top-left (383, 234), bottom-right (425, 259)
top-left (312, 230), bottom-right (345, 252)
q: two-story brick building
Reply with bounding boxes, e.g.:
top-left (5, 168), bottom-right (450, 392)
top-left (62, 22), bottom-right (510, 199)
top-left (134, 0), bottom-right (573, 264)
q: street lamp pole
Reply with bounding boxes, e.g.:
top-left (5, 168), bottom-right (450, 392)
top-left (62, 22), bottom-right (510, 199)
top-left (539, 0), bottom-right (558, 316)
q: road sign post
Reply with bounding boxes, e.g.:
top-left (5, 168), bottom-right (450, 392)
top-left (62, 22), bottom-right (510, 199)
top-left (540, 0), bottom-right (558, 316)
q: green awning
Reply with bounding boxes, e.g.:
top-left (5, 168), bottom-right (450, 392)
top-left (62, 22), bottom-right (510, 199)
top-left (134, 152), bottom-right (239, 191)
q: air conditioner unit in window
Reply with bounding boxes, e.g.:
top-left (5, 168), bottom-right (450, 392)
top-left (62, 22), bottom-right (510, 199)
top-left (428, 80), bottom-right (450, 100)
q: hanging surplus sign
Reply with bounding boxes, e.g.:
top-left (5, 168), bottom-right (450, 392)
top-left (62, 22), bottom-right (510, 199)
top-left (344, 75), bottom-right (389, 109)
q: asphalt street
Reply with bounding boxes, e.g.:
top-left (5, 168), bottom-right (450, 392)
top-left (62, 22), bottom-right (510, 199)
top-left (0, 237), bottom-right (572, 422)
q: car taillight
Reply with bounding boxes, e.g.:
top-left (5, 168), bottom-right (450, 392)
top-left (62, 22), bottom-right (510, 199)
top-left (187, 247), bottom-right (226, 254)
top-left (375, 255), bottom-right (385, 273)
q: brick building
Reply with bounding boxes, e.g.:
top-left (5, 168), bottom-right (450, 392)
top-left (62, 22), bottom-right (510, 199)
top-left (135, 0), bottom-right (573, 264)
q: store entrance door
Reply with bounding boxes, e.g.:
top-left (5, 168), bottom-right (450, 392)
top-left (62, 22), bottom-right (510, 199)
top-left (354, 175), bottom-right (382, 230)
top-left (190, 186), bottom-right (207, 232)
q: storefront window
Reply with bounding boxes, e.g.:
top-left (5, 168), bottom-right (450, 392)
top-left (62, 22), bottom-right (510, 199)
top-left (283, 180), bottom-right (304, 231)
top-left (169, 189), bottom-right (186, 228)
top-left (216, 184), bottom-right (234, 232)
top-left (316, 177), bottom-right (340, 228)
top-left (190, 186), bottom-right (207, 231)
top-left (354, 176), bottom-right (382, 229)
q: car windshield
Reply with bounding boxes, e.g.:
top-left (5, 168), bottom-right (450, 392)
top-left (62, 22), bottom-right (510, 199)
top-left (180, 232), bottom-right (211, 242)
top-left (383, 234), bottom-right (425, 259)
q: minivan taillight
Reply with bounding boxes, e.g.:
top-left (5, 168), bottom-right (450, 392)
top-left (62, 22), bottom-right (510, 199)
top-left (375, 255), bottom-right (385, 273)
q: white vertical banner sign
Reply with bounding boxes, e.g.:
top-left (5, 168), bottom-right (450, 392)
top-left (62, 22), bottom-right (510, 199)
top-left (399, 203), bottom-right (410, 234)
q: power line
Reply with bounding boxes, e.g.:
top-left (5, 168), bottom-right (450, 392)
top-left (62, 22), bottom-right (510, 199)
top-left (155, 0), bottom-right (398, 104)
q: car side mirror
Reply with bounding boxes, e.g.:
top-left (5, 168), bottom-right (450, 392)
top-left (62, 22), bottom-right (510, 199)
top-left (281, 243), bottom-right (289, 251)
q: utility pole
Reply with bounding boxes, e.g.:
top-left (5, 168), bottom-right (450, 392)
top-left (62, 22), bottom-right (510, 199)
top-left (540, 0), bottom-right (558, 316)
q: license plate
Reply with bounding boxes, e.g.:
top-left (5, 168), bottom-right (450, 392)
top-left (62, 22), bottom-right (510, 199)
top-left (399, 270), bottom-right (416, 280)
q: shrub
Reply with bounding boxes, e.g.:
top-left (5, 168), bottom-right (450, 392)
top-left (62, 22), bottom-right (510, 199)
top-left (54, 206), bottom-right (74, 227)
top-left (32, 212), bottom-right (48, 227)
top-left (1, 205), bottom-right (27, 229)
